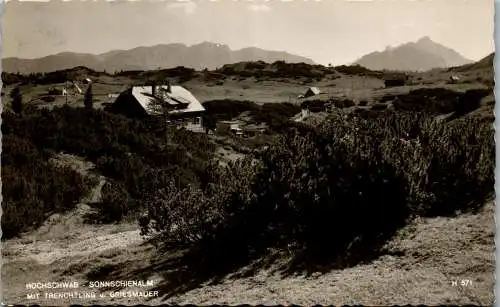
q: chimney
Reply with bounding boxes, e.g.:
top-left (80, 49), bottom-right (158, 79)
top-left (166, 80), bottom-right (172, 93)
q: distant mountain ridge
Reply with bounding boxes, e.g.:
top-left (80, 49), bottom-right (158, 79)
top-left (354, 37), bottom-right (473, 72)
top-left (2, 42), bottom-right (316, 74)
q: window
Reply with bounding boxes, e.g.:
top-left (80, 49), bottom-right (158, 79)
top-left (192, 117), bottom-right (200, 125)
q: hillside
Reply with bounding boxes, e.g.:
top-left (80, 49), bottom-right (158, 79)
top-left (2, 42), bottom-right (315, 74)
top-left (354, 37), bottom-right (472, 72)
top-left (451, 52), bottom-right (494, 73)
top-left (1, 54), bottom-right (494, 306)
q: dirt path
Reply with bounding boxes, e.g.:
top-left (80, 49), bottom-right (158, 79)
top-left (4, 227), bottom-right (142, 266)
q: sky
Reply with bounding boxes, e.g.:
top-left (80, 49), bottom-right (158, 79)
top-left (2, 0), bottom-right (495, 66)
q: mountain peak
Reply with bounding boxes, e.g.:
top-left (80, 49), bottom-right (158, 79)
top-left (193, 41), bottom-right (227, 48)
top-left (417, 36), bottom-right (432, 43)
top-left (353, 36), bottom-right (472, 71)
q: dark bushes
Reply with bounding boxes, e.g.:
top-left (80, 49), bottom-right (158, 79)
top-left (2, 72), bottom-right (24, 85)
top-left (48, 88), bottom-right (63, 95)
top-left (141, 66), bottom-right (197, 83)
top-left (2, 133), bottom-right (93, 239)
top-left (217, 61), bottom-right (325, 80)
top-left (202, 100), bottom-right (259, 120)
top-left (392, 88), bottom-right (491, 115)
top-left (334, 65), bottom-right (383, 78)
top-left (93, 182), bottom-right (131, 223)
top-left (6, 67), bottom-right (104, 85)
top-left (301, 99), bottom-right (326, 112)
top-left (202, 99), bottom-right (302, 133)
top-left (41, 96), bottom-right (56, 102)
top-left (301, 99), bottom-right (355, 112)
top-left (2, 106), bottom-right (217, 226)
top-left (453, 89), bottom-right (490, 116)
top-left (141, 107), bottom-right (494, 276)
top-left (371, 103), bottom-right (388, 111)
top-left (331, 98), bottom-right (356, 109)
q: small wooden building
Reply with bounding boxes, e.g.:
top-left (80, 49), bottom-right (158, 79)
top-left (111, 83), bottom-right (205, 132)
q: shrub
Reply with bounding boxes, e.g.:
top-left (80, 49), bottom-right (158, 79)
top-left (2, 133), bottom-right (93, 239)
top-left (84, 84), bottom-right (93, 109)
top-left (301, 99), bottom-right (326, 112)
top-left (203, 100), bottom-right (259, 120)
top-left (10, 87), bottom-right (23, 114)
top-left (371, 103), bottom-right (387, 111)
top-left (391, 88), bottom-right (491, 116)
top-left (203, 100), bottom-right (302, 133)
top-left (453, 89), bottom-right (490, 116)
top-left (41, 96), bottom-right (56, 102)
top-left (334, 65), bottom-right (382, 78)
top-left (141, 107), bottom-right (494, 273)
top-left (2, 106), bottom-right (217, 225)
top-left (93, 182), bottom-right (131, 223)
top-left (48, 88), bottom-right (63, 95)
top-left (2, 72), bottom-right (24, 85)
top-left (331, 99), bottom-right (355, 109)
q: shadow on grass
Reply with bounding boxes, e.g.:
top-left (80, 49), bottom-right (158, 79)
top-left (79, 196), bottom-right (492, 303)
top-left (105, 200), bottom-right (411, 301)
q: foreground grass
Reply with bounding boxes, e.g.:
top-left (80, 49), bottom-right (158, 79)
top-left (3, 201), bottom-right (493, 305)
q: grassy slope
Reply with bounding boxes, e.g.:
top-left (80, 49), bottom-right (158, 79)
top-left (2, 63), bottom-right (491, 110)
top-left (4, 199), bottom-right (494, 305)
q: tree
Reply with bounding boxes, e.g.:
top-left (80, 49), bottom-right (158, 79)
top-left (202, 115), bottom-right (217, 134)
top-left (147, 82), bottom-right (178, 144)
top-left (10, 87), bottom-right (22, 115)
top-left (84, 83), bottom-right (93, 109)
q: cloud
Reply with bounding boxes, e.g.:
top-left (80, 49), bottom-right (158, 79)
top-left (167, 2), bottom-right (197, 15)
top-left (248, 4), bottom-right (271, 12)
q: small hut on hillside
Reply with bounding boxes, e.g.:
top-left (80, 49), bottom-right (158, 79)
top-left (449, 75), bottom-right (461, 83)
top-left (111, 82), bottom-right (206, 133)
top-left (298, 87), bottom-right (321, 99)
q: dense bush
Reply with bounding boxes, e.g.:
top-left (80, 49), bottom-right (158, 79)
top-left (334, 65), bottom-right (382, 78)
top-left (2, 106), bottom-right (217, 225)
top-left (218, 61), bottom-right (325, 80)
top-left (41, 96), bottom-right (56, 103)
top-left (202, 100), bottom-right (302, 133)
top-left (2, 133), bottom-right (94, 239)
top-left (141, 107), bottom-right (493, 274)
top-left (141, 66), bottom-right (197, 83)
top-left (2, 72), bottom-right (24, 85)
top-left (453, 89), bottom-right (491, 116)
top-left (203, 100), bottom-right (259, 120)
top-left (10, 87), bottom-right (23, 114)
top-left (92, 182), bottom-right (131, 223)
top-left (273, 62), bottom-right (325, 79)
top-left (301, 99), bottom-right (326, 112)
top-left (371, 103), bottom-right (388, 111)
top-left (48, 88), bottom-right (63, 95)
top-left (331, 98), bottom-right (356, 109)
top-left (379, 94), bottom-right (397, 103)
top-left (5, 67), bottom-right (105, 85)
top-left (392, 88), bottom-right (490, 115)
